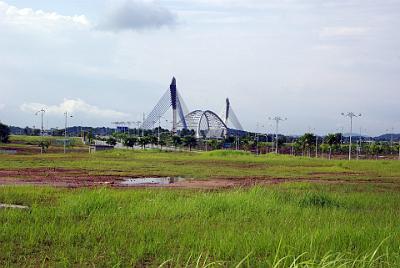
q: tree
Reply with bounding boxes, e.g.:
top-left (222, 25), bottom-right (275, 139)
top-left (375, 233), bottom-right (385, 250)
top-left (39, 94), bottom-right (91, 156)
top-left (182, 135), bottom-right (197, 151)
top-left (148, 135), bottom-right (158, 148)
top-left (240, 136), bottom-right (253, 151)
top-left (106, 137), bottom-right (117, 146)
top-left (38, 140), bottom-right (50, 153)
top-left (85, 131), bottom-right (95, 145)
top-left (138, 136), bottom-right (150, 149)
top-left (319, 143), bottom-right (330, 157)
top-left (158, 133), bottom-right (169, 150)
top-left (324, 133), bottom-right (339, 160)
top-left (23, 127), bottom-right (31, 135)
top-left (277, 136), bottom-right (286, 148)
top-left (368, 142), bottom-right (382, 160)
top-left (123, 136), bottom-right (137, 149)
top-left (180, 128), bottom-right (196, 137)
top-left (33, 128), bottom-right (41, 136)
top-left (297, 133), bottom-right (316, 157)
top-left (205, 139), bottom-right (222, 151)
top-left (0, 123), bottom-right (10, 143)
top-left (171, 136), bottom-right (182, 150)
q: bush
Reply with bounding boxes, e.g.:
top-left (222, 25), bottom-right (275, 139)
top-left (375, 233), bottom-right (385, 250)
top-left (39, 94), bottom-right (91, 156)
top-left (106, 137), bottom-right (117, 146)
top-left (0, 123), bottom-right (10, 143)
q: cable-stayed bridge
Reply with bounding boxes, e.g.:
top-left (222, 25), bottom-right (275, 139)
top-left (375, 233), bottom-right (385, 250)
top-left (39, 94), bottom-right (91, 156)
top-left (142, 77), bottom-right (245, 138)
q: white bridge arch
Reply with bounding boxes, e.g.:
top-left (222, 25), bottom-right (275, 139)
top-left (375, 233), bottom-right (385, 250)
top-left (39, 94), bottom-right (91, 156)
top-left (178, 110), bottom-right (228, 138)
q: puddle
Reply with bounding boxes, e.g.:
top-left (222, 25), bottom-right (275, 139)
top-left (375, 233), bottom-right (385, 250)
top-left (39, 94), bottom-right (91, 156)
top-left (0, 150), bottom-right (17, 155)
top-left (120, 177), bottom-right (184, 186)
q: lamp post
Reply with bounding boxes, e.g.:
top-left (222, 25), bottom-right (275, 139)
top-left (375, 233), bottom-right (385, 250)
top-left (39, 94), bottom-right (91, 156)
top-left (142, 113), bottom-right (146, 137)
top-left (255, 123), bottom-right (265, 155)
top-left (269, 116), bottom-right (287, 154)
top-left (341, 112), bottom-right (361, 160)
top-left (309, 127), bottom-right (318, 158)
top-left (156, 116), bottom-right (168, 144)
top-left (134, 121), bottom-right (141, 136)
top-left (35, 109), bottom-right (46, 154)
top-left (386, 127), bottom-right (394, 154)
top-left (64, 112), bottom-right (73, 154)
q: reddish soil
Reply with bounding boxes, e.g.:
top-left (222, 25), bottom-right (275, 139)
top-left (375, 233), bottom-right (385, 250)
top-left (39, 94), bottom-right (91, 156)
top-left (0, 168), bottom-right (396, 189)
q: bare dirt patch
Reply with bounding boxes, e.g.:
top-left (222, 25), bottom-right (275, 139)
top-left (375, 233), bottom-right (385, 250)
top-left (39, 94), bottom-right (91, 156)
top-left (0, 168), bottom-right (396, 189)
top-left (0, 168), bottom-right (116, 188)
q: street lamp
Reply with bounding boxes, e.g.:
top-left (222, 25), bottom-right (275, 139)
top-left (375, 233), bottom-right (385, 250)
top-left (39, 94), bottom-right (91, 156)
top-left (341, 112), bottom-right (361, 160)
top-left (255, 122), bottom-right (264, 156)
top-left (269, 116), bottom-right (287, 154)
top-left (135, 121), bottom-right (142, 136)
top-left (309, 127), bottom-right (319, 158)
top-left (156, 116), bottom-right (168, 144)
top-left (64, 112), bottom-right (73, 154)
top-left (386, 127), bottom-right (394, 154)
top-left (35, 109), bottom-right (45, 154)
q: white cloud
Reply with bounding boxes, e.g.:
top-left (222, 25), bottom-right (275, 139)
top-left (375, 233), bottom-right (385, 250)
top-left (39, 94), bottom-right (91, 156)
top-left (98, 0), bottom-right (177, 31)
top-left (0, 1), bottom-right (90, 28)
top-left (0, 103), bottom-right (5, 110)
top-left (319, 27), bottom-right (369, 38)
top-left (20, 99), bottom-right (129, 118)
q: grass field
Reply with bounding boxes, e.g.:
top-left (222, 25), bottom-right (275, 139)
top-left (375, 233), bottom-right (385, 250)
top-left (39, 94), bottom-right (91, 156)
top-left (0, 135), bottom-right (86, 154)
top-left (1, 184), bottom-right (399, 267)
top-left (1, 136), bottom-right (400, 267)
top-left (1, 149), bottom-right (400, 182)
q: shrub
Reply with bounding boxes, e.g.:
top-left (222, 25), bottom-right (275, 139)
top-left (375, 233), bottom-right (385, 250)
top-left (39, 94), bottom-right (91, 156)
top-left (0, 123), bottom-right (10, 143)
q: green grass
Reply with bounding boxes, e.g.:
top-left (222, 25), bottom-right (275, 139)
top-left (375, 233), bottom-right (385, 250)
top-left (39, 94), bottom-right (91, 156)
top-left (1, 139), bottom-right (400, 266)
top-left (1, 183), bottom-right (400, 267)
top-left (1, 149), bottom-right (400, 181)
top-left (8, 135), bottom-right (83, 146)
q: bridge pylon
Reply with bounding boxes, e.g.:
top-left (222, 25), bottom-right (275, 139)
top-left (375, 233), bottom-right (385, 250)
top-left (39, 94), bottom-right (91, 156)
top-left (141, 77), bottom-right (188, 132)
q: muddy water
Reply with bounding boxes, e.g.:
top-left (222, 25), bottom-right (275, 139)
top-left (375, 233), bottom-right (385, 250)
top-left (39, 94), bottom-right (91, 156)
top-left (119, 177), bottom-right (184, 186)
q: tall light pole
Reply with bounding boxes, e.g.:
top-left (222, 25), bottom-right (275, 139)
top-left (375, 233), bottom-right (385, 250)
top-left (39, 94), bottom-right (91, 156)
top-left (341, 112), bottom-right (361, 160)
top-left (386, 127), bottom-right (394, 154)
top-left (309, 127), bottom-right (318, 158)
top-left (357, 127), bottom-right (362, 160)
top-left (35, 109), bottom-right (46, 154)
top-left (142, 113), bottom-right (145, 137)
top-left (255, 123), bottom-right (258, 155)
top-left (269, 116), bottom-right (287, 154)
top-left (64, 112), bottom-right (73, 154)
top-left (135, 121), bottom-right (142, 136)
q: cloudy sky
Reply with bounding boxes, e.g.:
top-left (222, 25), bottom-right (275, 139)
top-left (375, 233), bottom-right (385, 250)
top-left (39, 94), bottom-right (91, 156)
top-left (0, 0), bottom-right (399, 135)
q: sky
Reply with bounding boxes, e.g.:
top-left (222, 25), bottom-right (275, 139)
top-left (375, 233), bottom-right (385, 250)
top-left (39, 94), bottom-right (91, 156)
top-left (0, 0), bottom-right (399, 136)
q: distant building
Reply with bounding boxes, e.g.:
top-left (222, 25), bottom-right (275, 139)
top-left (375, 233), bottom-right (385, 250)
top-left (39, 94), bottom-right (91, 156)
top-left (116, 126), bottom-right (129, 133)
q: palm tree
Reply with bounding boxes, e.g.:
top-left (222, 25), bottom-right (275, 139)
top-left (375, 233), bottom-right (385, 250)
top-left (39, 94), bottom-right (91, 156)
top-left (368, 142), bottom-right (382, 160)
top-left (297, 133), bottom-right (316, 157)
top-left (324, 133), bottom-right (337, 160)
